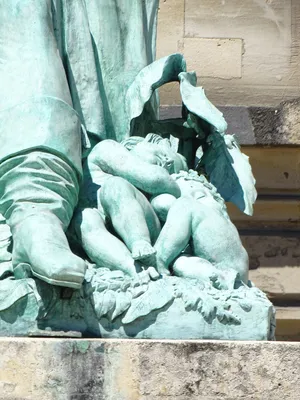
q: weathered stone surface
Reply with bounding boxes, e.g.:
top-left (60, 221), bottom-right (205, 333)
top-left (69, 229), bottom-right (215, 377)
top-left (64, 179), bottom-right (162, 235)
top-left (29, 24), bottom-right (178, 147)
top-left (156, 0), bottom-right (300, 107)
top-left (218, 106), bottom-right (256, 145)
top-left (183, 38), bottom-right (242, 79)
top-left (182, 0), bottom-right (300, 107)
top-left (249, 99), bottom-right (300, 144)
top-left (1, 339), bottom-right (300, 399)
top-left (157, 0), bottom-right (184, 57)
top-left (243, 147), bottom-right (300, 193)
top-left (250, 266), bottom-right (300, 301)
top-left (157, 0), bottom-right (184, 105)
top-left (276, 98), bottom-right (300, 144)
top-left (243, 235), bottom-right (300, 270)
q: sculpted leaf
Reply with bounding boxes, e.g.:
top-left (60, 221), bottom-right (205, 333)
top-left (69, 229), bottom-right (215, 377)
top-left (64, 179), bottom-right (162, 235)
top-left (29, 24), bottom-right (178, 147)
top-left (179, 71), bottom-right (228, 134)
top-left (111, 292), bottom-right (132, 321)
top-left (94, 290), bottom-right (116, 319)
top-left (198, 133), bottom-right (257, 215)
top-left (125, 53), bottom-right (186, 134)
top-left (122, 279), bottom-right (174, 324)
top-left (199, 298), bottom-right (217, 323)
top-left (217, 309), bottom-right (241, 325)
top-left (238, 299), bottom-right (253, 312)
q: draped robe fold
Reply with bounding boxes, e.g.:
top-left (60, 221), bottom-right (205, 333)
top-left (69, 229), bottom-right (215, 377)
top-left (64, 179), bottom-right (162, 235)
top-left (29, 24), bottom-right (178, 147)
top-left (0, 0), bottom-right (159, 173)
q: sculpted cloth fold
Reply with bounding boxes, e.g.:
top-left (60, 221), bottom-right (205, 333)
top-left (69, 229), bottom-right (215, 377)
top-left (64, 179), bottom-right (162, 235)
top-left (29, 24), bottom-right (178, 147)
top-left (0, 0), bottom-right (159, 287)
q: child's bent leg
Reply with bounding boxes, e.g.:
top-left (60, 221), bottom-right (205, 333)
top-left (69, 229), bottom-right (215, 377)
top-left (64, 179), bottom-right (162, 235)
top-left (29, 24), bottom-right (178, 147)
top-left (154, 197), bottom-right (194, 275)
top-left (135, 190), bottom-right (161, 243)
top-left (100, 177), bottom-right (156, 263)
top-left (73, 208), bottom-right (138, 277)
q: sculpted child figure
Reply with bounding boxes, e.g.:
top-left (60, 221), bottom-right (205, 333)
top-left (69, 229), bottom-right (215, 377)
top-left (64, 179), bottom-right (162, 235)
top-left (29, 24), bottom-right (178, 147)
top-left (76, 134), bottom-right (248, 289)
top-left (73, 134), bottom-right (183, 277)
top-left (152, 170), bottom-right (249, 289)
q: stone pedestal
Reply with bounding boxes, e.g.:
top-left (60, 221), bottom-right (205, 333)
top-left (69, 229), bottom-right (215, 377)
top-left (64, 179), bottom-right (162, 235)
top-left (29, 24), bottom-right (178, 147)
top-left (0, 338), bottom-right (299, 399)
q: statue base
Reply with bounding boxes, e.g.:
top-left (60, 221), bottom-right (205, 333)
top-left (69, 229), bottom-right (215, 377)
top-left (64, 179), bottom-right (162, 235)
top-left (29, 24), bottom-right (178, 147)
top-left (0, 338), bottom-right (298, 399)
top-left (0, 266), bottom-right (275, 340)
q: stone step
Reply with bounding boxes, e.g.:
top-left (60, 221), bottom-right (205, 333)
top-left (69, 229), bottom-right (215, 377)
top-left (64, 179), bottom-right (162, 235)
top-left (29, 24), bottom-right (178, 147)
top-left (228, 199), bottom-right (300, 231)
top-left (275, 307), bottom-right (300, 340)
top-left (242, 235), bottom-right (300, 270)
top-left (242, 146), bottom-right (300, 193)
top-left (249, 267), bottom-right (300, 302)
top-left (0, 339), bottom-right (300, 399)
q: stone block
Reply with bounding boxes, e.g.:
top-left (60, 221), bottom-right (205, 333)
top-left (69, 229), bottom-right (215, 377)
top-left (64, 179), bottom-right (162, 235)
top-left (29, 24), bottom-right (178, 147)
top-left (218, 106), bottom-right (255, 144)
top-left (157, 0), bottom-right (184, 57)
top-left (175, 0), bottom-right (300, 107)
top-left (185, 0), bottom-right (292, 84)
top-left (227, 198), bottom-right (300, 231)
top-left (1, 339), bottom-right (300, 399)
top-left (157, 0), bottom-right (184, 105)
top-left (250, 266), bottom-right (300, 301)
top-left (276, 307), bottom-right (300, 341)
top-left (242, 147), bottom-right (300, 193)
top-left (183, 38), bottom-right (242, 79)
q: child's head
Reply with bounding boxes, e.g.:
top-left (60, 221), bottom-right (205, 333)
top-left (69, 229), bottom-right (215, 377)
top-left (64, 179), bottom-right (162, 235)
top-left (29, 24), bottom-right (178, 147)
top-left (121, 134), bottom-right (188, 174)
top-left (172, 170), bottom-right (229, 219)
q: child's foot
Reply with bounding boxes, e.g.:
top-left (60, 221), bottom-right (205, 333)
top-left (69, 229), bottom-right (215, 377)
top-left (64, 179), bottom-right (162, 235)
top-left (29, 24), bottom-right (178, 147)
top-left (210, 274), bottom-right (227, 290)
top-left (131, 240), bottom-right (156, 264)
top-left (155, 258), bottom-right (171, 276)
top-left (210, 269), bottom-right (238, 290)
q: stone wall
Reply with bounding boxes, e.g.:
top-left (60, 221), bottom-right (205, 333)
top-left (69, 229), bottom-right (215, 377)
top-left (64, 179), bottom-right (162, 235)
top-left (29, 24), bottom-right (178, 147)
top-left (157, 0), bottom-right (300, 107)
top-left (1, 339), bottom-right (300, 399)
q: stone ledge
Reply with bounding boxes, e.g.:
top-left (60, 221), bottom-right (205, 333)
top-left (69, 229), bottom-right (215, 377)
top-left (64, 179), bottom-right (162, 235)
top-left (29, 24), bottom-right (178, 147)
top-left (0, 338), bottom-right (300, 399)
top-left (160, 98), bottom-right (300, 145)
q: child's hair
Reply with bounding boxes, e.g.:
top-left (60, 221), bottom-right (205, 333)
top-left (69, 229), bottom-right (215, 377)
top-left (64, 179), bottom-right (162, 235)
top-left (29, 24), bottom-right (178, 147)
top-left (172, 170), bottom-right (229, 219)
top-left (121, 133), bottom-right (188, 173)
top-left (121, 135), bottom-right (144, 151)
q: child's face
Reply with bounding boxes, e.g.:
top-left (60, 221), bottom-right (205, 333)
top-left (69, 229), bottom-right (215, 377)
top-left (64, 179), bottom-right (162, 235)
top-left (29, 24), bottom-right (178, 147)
top-left (131, 141), bottom-right (175, 173)
top-left (176, 177), bottom-right (207, 200)
top-left (176, 177), bottom-right (223, 212)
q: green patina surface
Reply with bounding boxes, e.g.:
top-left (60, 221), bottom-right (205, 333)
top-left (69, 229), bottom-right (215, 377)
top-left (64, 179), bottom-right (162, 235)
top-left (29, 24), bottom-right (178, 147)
top-left (0, 1), bottom-right (271, 340)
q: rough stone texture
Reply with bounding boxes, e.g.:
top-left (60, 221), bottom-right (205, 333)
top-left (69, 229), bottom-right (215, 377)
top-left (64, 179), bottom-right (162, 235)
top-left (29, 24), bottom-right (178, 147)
top-left (248, 107), bottom-right (279, 144)
top-left (250, 266), bottom-right (300, 301)
top-left (1, 339), bottom-right (300, 399)
top-left (276, 98), bottom-right (300, 144)
top-left (243, 235), bottom-right (300, 270)
top-left (249, 98), bottom-right (300, 145)
top-left (183, 38), bottom-right (242, 79)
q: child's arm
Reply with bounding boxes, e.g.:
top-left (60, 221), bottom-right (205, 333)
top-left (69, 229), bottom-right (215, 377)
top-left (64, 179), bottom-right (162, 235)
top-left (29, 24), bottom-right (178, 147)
top-left (88, 140), bottom-right (181, 198)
